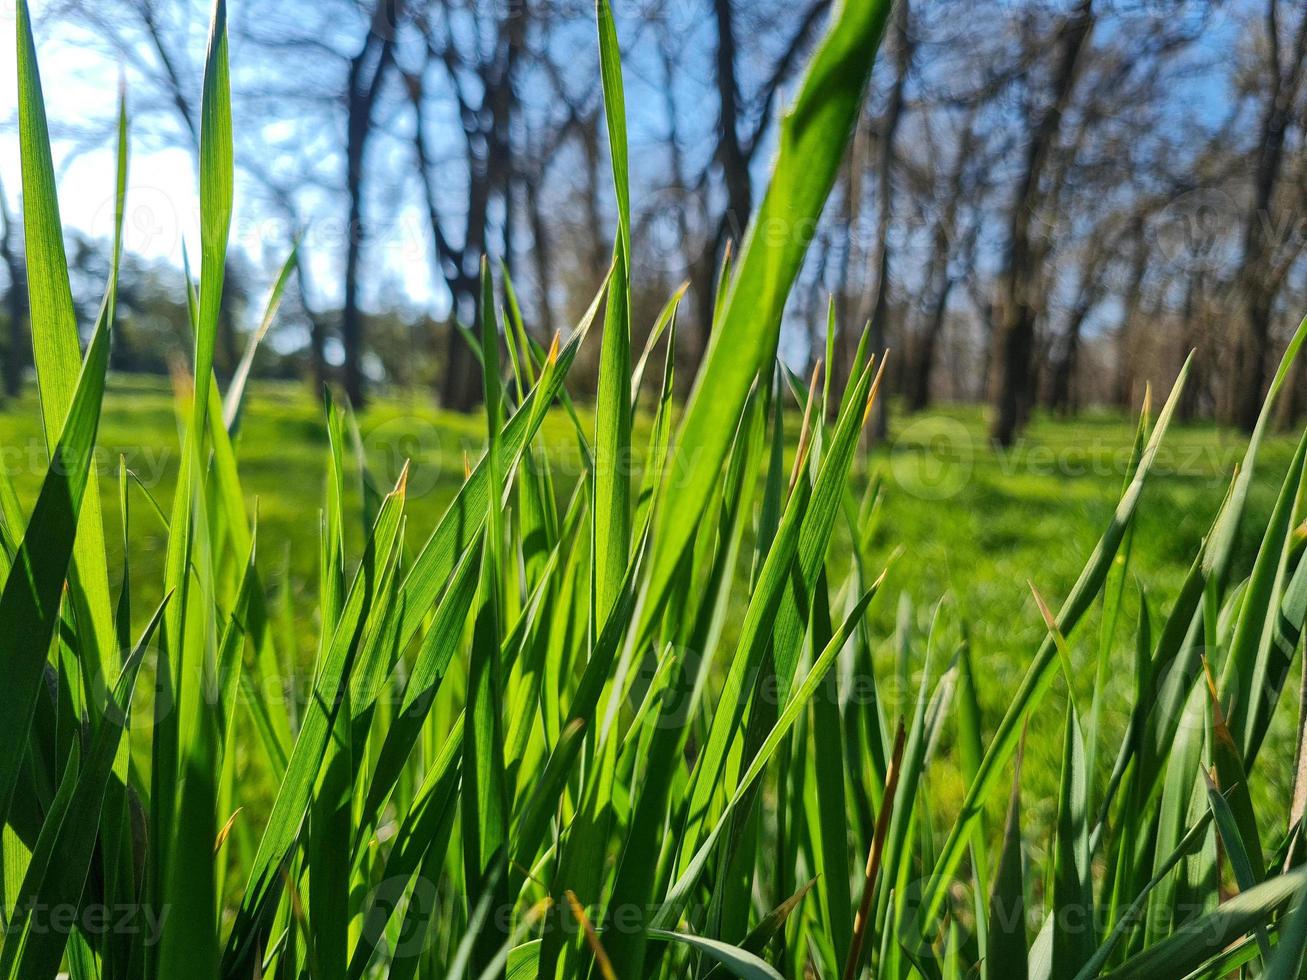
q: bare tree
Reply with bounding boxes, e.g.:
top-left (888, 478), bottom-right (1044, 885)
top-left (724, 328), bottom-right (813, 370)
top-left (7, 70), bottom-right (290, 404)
top-left (405, 0), bottom-right (527, 411)
top-left (989, 0), bottom-right (1095, 446)
top-left (25, 0), bottom-right (1300, 427)
top-left (863, 0), bottom-right (912, 438)
top-left (675, 0), bottom-right (831, 366)
top-left (1234, 0), bottom-right (1307, 430)
top-left (339, 1), bottom-right (401, 407)
top-left (1044, 219), bottom-right (1119, 414)
top-left (903, 102), bottom-right (985, 412)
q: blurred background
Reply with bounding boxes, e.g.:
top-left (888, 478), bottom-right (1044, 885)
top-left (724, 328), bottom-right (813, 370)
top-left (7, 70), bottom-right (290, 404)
top-left (0, 0), bottom-right (1304, 446)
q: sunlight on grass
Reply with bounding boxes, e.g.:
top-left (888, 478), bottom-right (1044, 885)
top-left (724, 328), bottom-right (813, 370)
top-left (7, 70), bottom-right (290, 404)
top-left (1, 0), bottom-right (1306, 977)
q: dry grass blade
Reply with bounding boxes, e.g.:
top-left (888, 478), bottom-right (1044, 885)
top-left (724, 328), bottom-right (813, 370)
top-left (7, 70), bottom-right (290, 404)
top-left (844, 719), bottom-right (907, 980)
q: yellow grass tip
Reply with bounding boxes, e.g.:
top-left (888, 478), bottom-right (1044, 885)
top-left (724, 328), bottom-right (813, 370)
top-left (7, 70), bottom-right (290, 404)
top-left (215, 807), bottom-right (243, 854)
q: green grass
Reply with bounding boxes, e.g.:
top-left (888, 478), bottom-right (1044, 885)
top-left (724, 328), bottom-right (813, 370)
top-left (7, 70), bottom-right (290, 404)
top-left (0, 381), bottom-right (1286, 659)
top-left (4, 0), bottom-right (1307, 976)
top-left (0, 380), bottom-right (1298, 845)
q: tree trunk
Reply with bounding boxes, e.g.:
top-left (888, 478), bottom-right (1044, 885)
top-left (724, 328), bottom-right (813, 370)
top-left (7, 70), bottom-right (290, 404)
top-left (908, 110), bottom-right (977, 414)
top-left (342, 171), bottom-right (367, 408)
top-left (1278, 347), bottom-right (1307, 428)
top-left (689, 0), bottom-right (754, 368)
top-left (863, 0), bottom-right (912, 441)
top-left (909, 276), bottom-right (953, 413)
top-left (341, 2), bottom-right (399, 409)
top-left (525, 178), bottom-right (555, 341)
top-left (1113, 233), bottom-right (1146, 411)
top-left (411, 78), bottom-right (486, 414)
top-left (1176, 268), bottom-right (1202, 423)
top-left (713, 0), bottom-right (751, 245)
top-left (434, 0), bottom-right (523, 413)
top-left (1236, 0), bottom-right (1306, 431)
top-left (441, 277), bottom-right (482, 412)
top-left (1048, 304), bottom-right (1090, 416)
top-left (1236, 292), bottom-right (1275, 430)
top-left (990, 0), bottom-right (1094, 446)
top-left (291, 253), bottom-right (330, 396)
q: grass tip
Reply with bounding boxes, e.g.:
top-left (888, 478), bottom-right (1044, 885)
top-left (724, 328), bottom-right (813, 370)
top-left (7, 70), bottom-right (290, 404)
top-left (862, 353), bottom-right (889, 428)
top-left (1027, 580), bottom-right (1057, 631)
top-left (215, 806), bottom-right (243, 854)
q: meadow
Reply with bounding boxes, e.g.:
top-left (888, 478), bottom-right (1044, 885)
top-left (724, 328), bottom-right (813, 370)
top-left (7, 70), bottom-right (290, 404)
top-left (3, 378), bottom-right (1292, 655)
top-left (3, 373), bottom-right (1303, 974)
top-left (3, 0), bottom-right (1307, 977)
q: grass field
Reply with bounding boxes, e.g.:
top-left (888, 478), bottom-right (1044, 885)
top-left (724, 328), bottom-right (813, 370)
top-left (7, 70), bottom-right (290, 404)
top-left (7, 0), bottom-right (1307, 974)
top-left (1, 375), bottom-right (1298, 820)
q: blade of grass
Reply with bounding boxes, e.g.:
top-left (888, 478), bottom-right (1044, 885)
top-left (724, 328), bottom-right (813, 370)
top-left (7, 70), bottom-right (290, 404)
top-left (1264, 882), bottom-right (1307, 979)
top-left (1051, 703), bottom-right (1093, 977)
top-left (653, 577), bottom-right (887, 929)
top-left (15, 0), bottom-right (118, 687)
top-left (641, 0), bottom-right (892, 634)
top-left (845, 720), bottom-right (907, 980)
top-left (1101, 864), bottom-right (1307, 979)
top-left (0, 308), bottom-right (110, 835)
top-left (396, 273), bottom-right (608, 651)
top-left (1201, 768), bottom-right (1273, 962)
top-left (0, 597), bottom-right (162, 980)
top-left (346, 725), bottom-right (463, 980)
top-left (461, 259), bottom-right (511, 977)
top-left (593, 0), bottom-right (632, 624)
top-left (1220, 427), bottom-right (1307, 764)
top-left (224, 240), bottom-right (300, 434)
top-left (191, 0), bottom-right (233, 448)
top-left (911, 358), bottom-right (1191, 946)
top-left (806, 569), bottom-right (853, 970)
top-left (223, 471), bottom-right (408, 973)
top-left (647, 930), bottom-right (783, 980)
top-left (1203, 661), bottom-right (1265, 880)
top-left (984, 734), bottom-right (1028, 980)
top-left (1073, 812), bottom-right (1213, 980)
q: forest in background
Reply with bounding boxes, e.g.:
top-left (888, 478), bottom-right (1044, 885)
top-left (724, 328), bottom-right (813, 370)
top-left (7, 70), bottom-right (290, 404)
top-left (0, 0), bottom-right (1305, 445)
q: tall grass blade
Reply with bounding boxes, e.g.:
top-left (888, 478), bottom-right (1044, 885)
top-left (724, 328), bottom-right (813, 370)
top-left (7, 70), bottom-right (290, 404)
top-left (0, 312), bottom-right (110, 834)
top-left (642, 0), bottom-right (892, 622)
top-left (0, 597), bottom-right (162, 979)
top-left (912, 358), bottom-right (1191, 945)
top-left (15, 0), bottom-right (117, 681)
top-left (593, 0), bottom-right (633, 623)
top-left (1102, 865), bottom-right (1307, 979)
